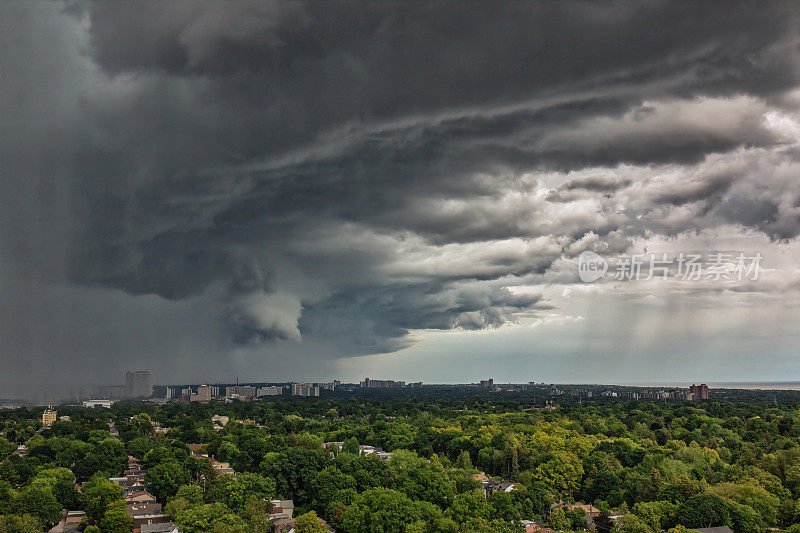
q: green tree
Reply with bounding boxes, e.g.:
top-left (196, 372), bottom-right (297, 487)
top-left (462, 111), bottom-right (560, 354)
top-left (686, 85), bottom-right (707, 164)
top-left (487, 490), bottom-right (521, 522)
top-left (82, 475), bottom-right (124, 521)
top-left (666, 526), bottom-right (699, 533)
top-left (340, 488), bottom-right (422, 533)
top-left (242, 497), bottom-right (272, 533)
top-left (175, 484), bottom-right (204, 505)
top-left (145, 461), bottom-right (190, 503)
top-left (459, 517), bottom-right (522, 532)
top-left (205, 473), bottom-right (275, 512)
top-left (585, 470), bottom-right (622, 502)
top-left (534, 451), bottom-right (584, 496)
top-left (127, 437), bottom-right (155, 460)
top-left (0, 436), bottom-right (16, 458)
top-left (11, 482), bottom-right (62, 529)
top-left (35, 467), bottom-right (82, 510)
top-left (726, 501), bottom-right (762, 533)
top-left (387, 450), bottom-right (455, 508)
top-left (676, 494), bottom-right (731, 529)
top-left (310, 467), bottom-right (357, 512)
top-left (0, 514), bottom-right (42, 533)
top-left (174, 502), bottom-right (245, 533)
top-left (708, 482), bottom-right (779, 526)
top-left (448, 489), bottom-right (490, 524)
top-left (548, 508), bottom-right (571, 531)
top-left (342, 438), bottom-right (360, 455)
top-left (101, 500), bottom-right (134, 533)
top-left (456, 451), bottom-right (473, 470)
top-left (294, 511), bottom-right (326, 533)
top-left (631, 501), bottom-right (678, 532)
top-left (165, 498), bottom-right (190, 520)
top-left (615, 514), bottom-right (655, 533)
top-left (260, 448), bottom-right (331, 507)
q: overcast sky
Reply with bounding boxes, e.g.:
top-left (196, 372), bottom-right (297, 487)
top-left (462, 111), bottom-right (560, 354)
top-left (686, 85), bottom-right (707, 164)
top-left (2, 2), bottom-right (800, 399)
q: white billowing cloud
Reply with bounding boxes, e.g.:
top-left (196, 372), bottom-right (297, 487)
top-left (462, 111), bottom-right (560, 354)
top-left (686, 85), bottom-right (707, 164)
top-left (382, 236), bottom-right (562, 282)
top-left (537, 96), bottom-right (778, 159)
top-left (228, 292), bottom-right (302, 343)
top-left (763, 110), bottom-right (800, 142)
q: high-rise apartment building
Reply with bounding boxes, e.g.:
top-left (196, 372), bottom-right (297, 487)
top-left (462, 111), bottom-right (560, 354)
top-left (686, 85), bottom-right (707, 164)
top-left (239, 386), bottom-right (257, 398)
top-left (360, 378), bottom-right (405, 388)
top-left (689, 384), bottom-right (710, 400)
top-left (125, 371), bottom-right (152, 398)
top-left (225, 385), bottom-right (257, 398)
top-left (291, 383), bottom-right (319, 396)
top-left (195, 384), bottom-right (214, 402)
top-left (42, 408), bottom-right (57, 426)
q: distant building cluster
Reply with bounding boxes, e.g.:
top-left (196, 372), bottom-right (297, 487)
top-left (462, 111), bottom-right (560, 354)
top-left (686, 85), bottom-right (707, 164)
top-left (292, 383), bottom-right (319, 396)
top-left (690, 383), bottom-right (710, 400)
top-left (472, 378), bottom-right (712, 403)
top-left (78, 371), bottom-right (152, 402)
top-left (163, 383), bottom-right (291, 402)
top-left (63, 374), bottom-right (714, 408)
top-left (601, 384), bottom-right (711, 401)
top-left (360, 378), bottom-right (407, 388)
top-left (602, 389), bottom-right (691, 400)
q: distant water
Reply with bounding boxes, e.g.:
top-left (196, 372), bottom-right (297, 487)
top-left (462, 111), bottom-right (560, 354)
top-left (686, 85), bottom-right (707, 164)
top-left (623, 382), bottom-right (800, 391)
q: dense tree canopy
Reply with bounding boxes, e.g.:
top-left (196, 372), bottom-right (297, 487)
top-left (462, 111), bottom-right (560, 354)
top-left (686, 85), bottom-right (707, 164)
top-left (2, 389), bottom-right (800, 532)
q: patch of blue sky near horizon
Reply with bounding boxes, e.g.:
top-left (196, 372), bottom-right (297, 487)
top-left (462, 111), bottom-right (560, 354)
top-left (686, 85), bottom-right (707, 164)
top-left (337, 228), bottom-right (800, 385)
top-left (336, 304), bottom-right (800, 385)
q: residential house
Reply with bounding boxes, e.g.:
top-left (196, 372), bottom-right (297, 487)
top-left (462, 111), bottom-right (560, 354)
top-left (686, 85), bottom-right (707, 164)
top-left (125, 490), bottom-right (157, 503)
top-left (550, 502), bottom-right (602, 518)
top-left (482, 479), bottom-right (519, 497)
top-left (140, 523), bottom-right (179, 533)
top-left (269, 500), bottom-right (294, 521)
top-left (64, 510), bottom-right (86, 531)
top-left (270, 516), bottom-right (334, 533)
top-left (696, 528), bottom-right (733, 533)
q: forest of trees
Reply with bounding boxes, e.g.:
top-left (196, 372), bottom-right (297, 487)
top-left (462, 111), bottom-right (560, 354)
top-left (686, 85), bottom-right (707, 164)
top-left (2, 391), bottom-right (800, 532)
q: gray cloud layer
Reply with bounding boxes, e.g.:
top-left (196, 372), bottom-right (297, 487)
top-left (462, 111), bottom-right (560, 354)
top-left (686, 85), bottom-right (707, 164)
top-left (2, 2), bottom-right (800, 398)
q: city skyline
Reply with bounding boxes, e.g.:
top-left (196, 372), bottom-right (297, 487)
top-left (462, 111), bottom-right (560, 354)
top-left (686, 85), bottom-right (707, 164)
top-left (3, 3), bottom-right (800, 398)
top-left (7, 367), bottom-right (800, 405)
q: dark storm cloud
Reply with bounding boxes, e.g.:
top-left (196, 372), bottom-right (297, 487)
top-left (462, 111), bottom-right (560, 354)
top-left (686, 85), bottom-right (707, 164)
top-left (649, 172), bottom-right (737, 207)
top-left (562, 176), bottom-right (633, 193)
top-left (298, 283), bottom-right (546, 356)
top-left (86, 3), bottom-right (799, 96)
top-left (3, 1), bottom-right (800, 396)
top-left (77, 1), bottom-right (800, 169)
